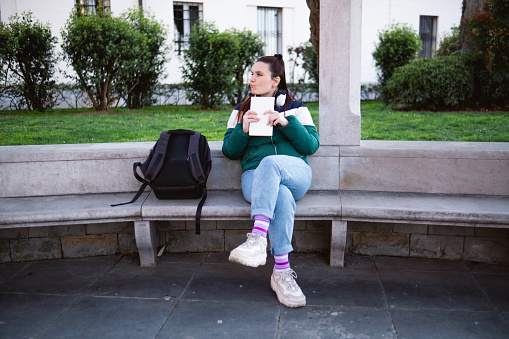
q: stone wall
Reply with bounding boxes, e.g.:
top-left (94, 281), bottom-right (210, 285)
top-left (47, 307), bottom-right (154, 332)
top-left (347, 222), bottom-right (509, 265)
top-left (0, 222), bottom-right (137, 263)
top-left (2, 221), bottom-right (508, 265)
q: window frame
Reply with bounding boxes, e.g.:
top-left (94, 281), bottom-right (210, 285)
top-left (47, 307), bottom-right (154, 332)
top-left (257, 7), bottom-right (282, 56)
top-left (419, 15), bottom-right (438, 58)
top-left (173, 2), bottom-right (203, 55)
top-left (75, 0), bottom-right (111, 16)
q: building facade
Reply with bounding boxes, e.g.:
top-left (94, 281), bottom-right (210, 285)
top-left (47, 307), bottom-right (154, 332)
top-left (0, 0), bottom-right (462, 97)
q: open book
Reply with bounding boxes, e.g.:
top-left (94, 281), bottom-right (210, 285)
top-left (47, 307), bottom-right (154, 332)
top-left (249, 97), bottom-right (275, 136)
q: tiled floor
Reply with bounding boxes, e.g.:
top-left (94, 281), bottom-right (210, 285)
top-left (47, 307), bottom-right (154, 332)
top-left (1, 253), bottom-right (508, 338)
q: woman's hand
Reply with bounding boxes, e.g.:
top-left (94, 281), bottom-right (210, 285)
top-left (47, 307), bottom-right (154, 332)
top-left (242, 109), bottom-right (260, 133)
top-left (242, 109), bottom-right (288, 134)
top-left (265, 109), bottom-right (288, 127)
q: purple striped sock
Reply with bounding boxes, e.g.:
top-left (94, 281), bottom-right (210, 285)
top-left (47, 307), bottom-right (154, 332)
top-left (252, 215), bottom-right (270, 238)
top-left (274, 254), bottom-right (290, 271)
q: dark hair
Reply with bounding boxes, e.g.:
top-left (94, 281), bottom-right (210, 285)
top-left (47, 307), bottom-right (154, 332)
top-left (236, 54), bottom-right (294, 124)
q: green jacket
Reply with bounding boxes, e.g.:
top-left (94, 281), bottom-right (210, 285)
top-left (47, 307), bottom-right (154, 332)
top-left (222, 100), bottom-right (320, 172)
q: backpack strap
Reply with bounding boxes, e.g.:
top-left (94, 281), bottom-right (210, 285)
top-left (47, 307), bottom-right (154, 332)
top-left (188, 132), bottom-right (207, 234)
top-left (111, 131), bottom-right (171, 207)
top-left (188, 132), bottom-right (207, 185)
top-left (147, 131), bottom-right (171, 182)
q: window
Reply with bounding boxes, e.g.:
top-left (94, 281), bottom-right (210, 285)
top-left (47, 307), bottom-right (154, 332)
top-left (174, 2), bottom-right (203, 55)
top-left (419, 16), bottom-right (437, 58)
top-left (257, 7), bottom-right (282, 56)
top-left (76, 0), bottom-right (111, 15)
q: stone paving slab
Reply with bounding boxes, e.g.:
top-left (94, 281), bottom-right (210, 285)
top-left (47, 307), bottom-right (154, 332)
top-left (39, 296), bottom-right (176, 339)
top-left (0, 253), bottom-right (508, 338)
top-left (159, 300), bottom-right (280, 338)
top-left (391, 310), bottom-right (509, 339)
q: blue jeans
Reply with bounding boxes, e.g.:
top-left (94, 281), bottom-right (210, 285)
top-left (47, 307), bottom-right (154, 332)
top-left (241, 155), bottom-right (313, 255)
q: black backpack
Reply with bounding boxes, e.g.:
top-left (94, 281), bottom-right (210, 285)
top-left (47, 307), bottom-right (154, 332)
top-left (112, 129), bottom-right (212, 234)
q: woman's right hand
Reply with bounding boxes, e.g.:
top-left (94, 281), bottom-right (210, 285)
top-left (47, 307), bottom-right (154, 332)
top-left (242, 110), bottom-right (260, 133)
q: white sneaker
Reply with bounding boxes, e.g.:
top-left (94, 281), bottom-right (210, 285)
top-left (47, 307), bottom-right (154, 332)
top-left (270, 269), bottom-right (306, 308)
top-left (229, 233), bottom-right (267, 267)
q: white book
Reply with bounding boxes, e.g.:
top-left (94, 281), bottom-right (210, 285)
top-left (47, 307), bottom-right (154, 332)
top-left (249, 97), bottom-right (275, 136)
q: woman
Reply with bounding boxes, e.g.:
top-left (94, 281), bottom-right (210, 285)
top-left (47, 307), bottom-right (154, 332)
top-left (222, 54), bottom-right (320, 308)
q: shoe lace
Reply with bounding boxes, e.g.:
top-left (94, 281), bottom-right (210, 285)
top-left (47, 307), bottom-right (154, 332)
top-left (281, 269), bottom-right (299, 291)
top-left (243, 233), bottom-right (261, 248)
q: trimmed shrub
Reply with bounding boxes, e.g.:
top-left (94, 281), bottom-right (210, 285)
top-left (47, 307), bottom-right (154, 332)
top-left (112, 8), bottom-right (169, 109)
top-left (436, 25), bottom-right (461, 57)
top-left (372, 23), bottom-right (422, 90)
top-left (181, 21), bottom-right (239, 109)
top-left (62, 9), bottom-right (141, 111)
top-left (182, 22), bottom-right (263, 109)
top-left (384, 54), bottom-right (473, 110)
top-left (0, 12), bottom-right (57, 112)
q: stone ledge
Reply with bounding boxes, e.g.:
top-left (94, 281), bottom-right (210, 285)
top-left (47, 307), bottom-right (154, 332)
top-left (340, 140), bottom-right (509, 160)
top-left (0, 141), bottom-right (341, 163)
top-left (0, 141), bottom-right (340, 197)
top-left (2, 141), bottom-right (508, 197)
top-left (0, 142), bottom-right (154, 163)
top-left (339, 141), bottom-right (509, 195)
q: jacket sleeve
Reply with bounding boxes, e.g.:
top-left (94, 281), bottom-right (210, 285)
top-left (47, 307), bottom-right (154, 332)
top-left (280, 111), bottom-right (320, 156)
top-left (222, 123), bottom-right (250, 160)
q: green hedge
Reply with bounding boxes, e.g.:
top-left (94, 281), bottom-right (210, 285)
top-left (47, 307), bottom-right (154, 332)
top-left (372, 23), bottom-right (421, 89)
top-left (384, 55), bottom-right (473, 110)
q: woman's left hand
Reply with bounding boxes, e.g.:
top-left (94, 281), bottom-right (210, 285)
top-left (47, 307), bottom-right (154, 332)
top-left (264, 109), bottom-right (288, 127)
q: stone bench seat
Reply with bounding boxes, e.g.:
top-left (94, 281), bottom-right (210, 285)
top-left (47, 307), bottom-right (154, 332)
top-left (1, 185), bottom-right (508, 268)
top-left (141, 190), bottom-right (342, 221)
top-left (0, 193), bottom-right (148, 228)
top-left (341, 190), bottom-right (509, 227)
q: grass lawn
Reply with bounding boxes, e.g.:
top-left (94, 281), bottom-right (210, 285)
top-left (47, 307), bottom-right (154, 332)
top-left (1, 101), bottom-right (508, 145)
top-left (359, 101), bottom-right (509, 142)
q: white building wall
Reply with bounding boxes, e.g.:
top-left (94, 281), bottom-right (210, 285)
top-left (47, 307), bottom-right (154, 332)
top-left (0, 0), bottom-right (463, 90)
top-left (361, 0), bottom-right (463, 83)
top-left (152, 0), bottom-right (311, 84)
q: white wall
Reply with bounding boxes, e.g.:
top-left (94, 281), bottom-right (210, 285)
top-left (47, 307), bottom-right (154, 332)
top-left (150, 0), bottom-right (312, 84)
top-left (361, 0), bottom-right (463, 83)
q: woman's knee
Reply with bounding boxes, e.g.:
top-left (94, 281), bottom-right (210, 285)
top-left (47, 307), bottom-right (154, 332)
top-left (258, 155), bottom-right (283, 170)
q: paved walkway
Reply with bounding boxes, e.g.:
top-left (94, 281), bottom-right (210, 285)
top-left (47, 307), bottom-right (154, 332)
top-left (1, 252), bottom-right (508, 338)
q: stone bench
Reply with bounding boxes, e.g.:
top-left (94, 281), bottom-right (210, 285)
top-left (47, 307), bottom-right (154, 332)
top-left (1, 140), bottom-right (508, 267)
top-left (337, 141), bottom-right (509, 264)
top-left (0, 141), bottom-right (340, 266)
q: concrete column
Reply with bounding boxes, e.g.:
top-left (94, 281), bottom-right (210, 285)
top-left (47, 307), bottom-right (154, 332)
top-left (134, 220), bottom-right (157, 267)
top-left (319, 0), bottom-right (362, 146)
top-left (330, 219), bottom-right (348, 267)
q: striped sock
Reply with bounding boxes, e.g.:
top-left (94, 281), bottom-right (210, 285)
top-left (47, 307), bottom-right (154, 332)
top-left (274, 253), bottom-right (290, 271)
top-left (252, 215), bottom-right (270, 238)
